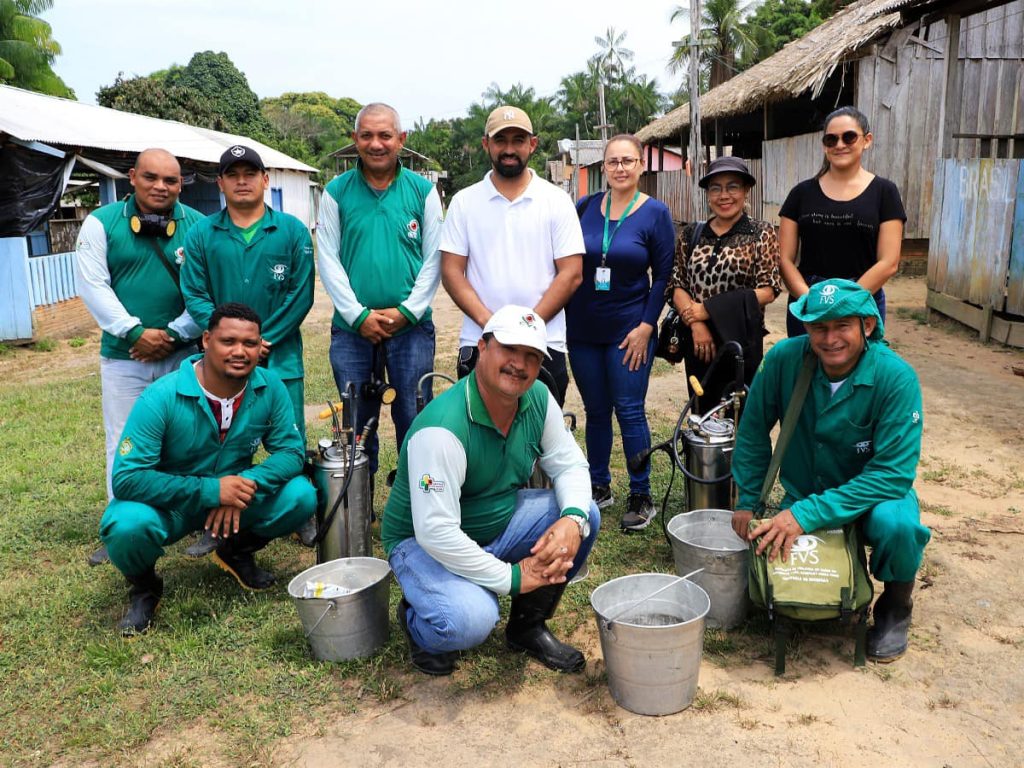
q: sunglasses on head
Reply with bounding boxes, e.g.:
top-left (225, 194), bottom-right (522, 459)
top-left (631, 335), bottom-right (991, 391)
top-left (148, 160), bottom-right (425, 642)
top-left (822, 131), bottom-right (862, 148)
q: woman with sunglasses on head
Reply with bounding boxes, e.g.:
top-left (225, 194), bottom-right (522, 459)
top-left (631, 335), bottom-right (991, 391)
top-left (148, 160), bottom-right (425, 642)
top-left (779, 106), bottom-right (906, 337)
top-left (671, 156), bottom-right (782, 412)
top-left (566, 134), bottom-right (674, 532)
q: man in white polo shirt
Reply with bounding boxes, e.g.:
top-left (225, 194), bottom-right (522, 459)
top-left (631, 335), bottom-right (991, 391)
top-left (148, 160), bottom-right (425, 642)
top-left (440, 105), bottom-right (584, 405)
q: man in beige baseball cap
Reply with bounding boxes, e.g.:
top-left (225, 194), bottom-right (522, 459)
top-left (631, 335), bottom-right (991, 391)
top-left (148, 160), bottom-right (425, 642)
top-left (483, 105), bottom-right (533, 137)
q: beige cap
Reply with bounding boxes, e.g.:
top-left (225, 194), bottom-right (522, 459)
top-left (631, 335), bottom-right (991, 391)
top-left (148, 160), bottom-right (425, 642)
top-left (484, 105), bottom-right (533, 137)
top-left (483, 305), bottom-right (550, 358)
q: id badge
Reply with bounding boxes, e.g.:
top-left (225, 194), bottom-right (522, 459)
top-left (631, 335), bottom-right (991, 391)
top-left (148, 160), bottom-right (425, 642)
top-left (595, 266), bottom-right (611, 292)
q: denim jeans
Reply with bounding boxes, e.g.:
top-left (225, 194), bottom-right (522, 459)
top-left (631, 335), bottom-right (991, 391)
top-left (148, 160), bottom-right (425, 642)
top-left (329, 321), bottom-right (435, 474)
top-left (389, 489), bottom-right (600, 654)
top-left (568, 337), bottom-right (656, 495)
top-left (101, 350), bottom-right (193, 501)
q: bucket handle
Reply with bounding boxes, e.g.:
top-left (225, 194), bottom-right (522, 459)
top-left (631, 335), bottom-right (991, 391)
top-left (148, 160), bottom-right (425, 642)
top-left (304, 600), bottom-right (337, 639)
top-left (601, 568), bottom-right (704, 632)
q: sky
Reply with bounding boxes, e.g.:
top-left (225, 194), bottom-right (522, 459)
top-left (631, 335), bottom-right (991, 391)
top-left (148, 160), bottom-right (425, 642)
top-left (42, 0), bottom-right (689, 126)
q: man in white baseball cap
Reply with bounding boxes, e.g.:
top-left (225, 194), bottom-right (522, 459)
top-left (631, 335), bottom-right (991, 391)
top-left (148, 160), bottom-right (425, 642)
top-left (381, 305), bottom-right (599, 676)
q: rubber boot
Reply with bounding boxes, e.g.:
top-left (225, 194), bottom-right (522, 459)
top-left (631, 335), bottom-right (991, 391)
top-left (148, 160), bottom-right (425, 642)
top-left (185, 529), bottom-right (218, 558)
top-left (506, 585), bottom-right (585, 672)
top-left (211, 531), bottom-right (276, 591)
top-left (88, 544), bottom-right (110, 567)
top-left (396, 598), bottom-right (456, 676)
top-left (118, 568), bottom-right (163, 636)
top-left (867, 580), bottom-right (915, 662)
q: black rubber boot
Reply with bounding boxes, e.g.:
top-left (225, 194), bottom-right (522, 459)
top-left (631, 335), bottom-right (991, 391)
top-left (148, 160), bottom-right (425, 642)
top-left (118, 569), bottom-right (163, 636)
top-left (211, 531), bottom-right (276, 591)
top-left (185, 529), bottom-right (218, 558)
top-left (867, 581), bottom-right (915, 662)
top-left (506, 585), bottom-right (585, 672)
top-left (396, 598), bottom-right (456, 676)
top-left (88, 544), bottom-right (110, 566)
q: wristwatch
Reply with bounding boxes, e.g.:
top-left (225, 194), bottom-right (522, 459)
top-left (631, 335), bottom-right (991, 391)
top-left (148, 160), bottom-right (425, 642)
top-left (564, 512), bottom-right (590, 539)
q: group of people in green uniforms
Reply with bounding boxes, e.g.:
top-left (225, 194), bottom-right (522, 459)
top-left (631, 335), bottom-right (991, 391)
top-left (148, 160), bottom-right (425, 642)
top-left (76, 102), bottom-right (930, 671)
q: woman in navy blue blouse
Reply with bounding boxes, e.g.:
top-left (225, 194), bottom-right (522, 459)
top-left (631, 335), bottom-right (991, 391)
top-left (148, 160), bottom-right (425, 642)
top-left (566, 134), bottom-right (675, 532)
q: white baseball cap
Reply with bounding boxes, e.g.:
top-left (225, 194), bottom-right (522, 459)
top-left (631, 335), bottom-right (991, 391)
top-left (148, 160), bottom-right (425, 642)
top-left (483, 305), bottom-right (551, 358)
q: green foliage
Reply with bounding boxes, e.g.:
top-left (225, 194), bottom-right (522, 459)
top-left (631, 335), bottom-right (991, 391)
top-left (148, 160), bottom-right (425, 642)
top-left (0, 0), bottom-right (72, 96)
top-left (260, 91), bottom-right (363, 179)
top-left (745, 0), bottom-right (826, 60)
top-left (97, 73), bottom-right (229, 130)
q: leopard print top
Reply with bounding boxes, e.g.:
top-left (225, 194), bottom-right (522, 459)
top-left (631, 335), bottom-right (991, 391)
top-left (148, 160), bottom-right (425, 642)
top-left (669, 214), bottom-right (782, 303)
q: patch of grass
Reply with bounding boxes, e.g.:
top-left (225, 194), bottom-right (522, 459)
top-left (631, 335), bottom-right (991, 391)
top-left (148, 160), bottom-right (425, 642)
top-left (927, 693), bottom-right (960, 710)
top-left (68, 337), bottom-right (88, 348)
top-left (0, 342), bottom-right (13, 356)
top-left (31, 337), bottom-right (58, 352)
top-left (691, 688), bottom-right (744, 713)
top-left (895, 306), bottom-right (929, 325)
top-left (920, 501), bottom-right (955, 517)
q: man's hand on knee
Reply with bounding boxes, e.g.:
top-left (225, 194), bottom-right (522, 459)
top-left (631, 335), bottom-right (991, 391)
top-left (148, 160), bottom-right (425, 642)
top-left (518, 555), bottom-right (567, 593)
top-left (205, 505), bottom-right (242, 539)
top-left (750, 509), bottom-right (804, 563)
top-left (530, 517), bottom-right (582, 570)
top-left (219, 475), bottom-right (257, 509)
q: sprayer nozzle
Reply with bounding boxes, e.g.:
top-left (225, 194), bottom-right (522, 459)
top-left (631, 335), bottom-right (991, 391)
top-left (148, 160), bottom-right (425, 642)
top-left (318, 402), bottom-right (344, 420)
top-left (689, 376), bottom-right (704, 397)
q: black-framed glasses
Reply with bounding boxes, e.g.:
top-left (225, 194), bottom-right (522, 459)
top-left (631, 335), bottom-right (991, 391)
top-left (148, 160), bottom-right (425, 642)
top-left (822, 131), bottom-right (862, 148)
top-left (604, 157), bottom-right (639, 170)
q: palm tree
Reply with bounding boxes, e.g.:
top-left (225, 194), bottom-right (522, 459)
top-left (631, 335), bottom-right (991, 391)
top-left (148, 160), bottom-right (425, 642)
top-left (0, 0), bottom-right (71, 96)
top-left (668, 0), bottom-right (760, 90)
top-left (591, 26), bottom-right (634, 81)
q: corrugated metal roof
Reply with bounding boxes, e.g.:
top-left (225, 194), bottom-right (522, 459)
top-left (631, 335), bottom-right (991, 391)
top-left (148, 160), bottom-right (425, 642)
top-left (0, 85), bottom-right (316, 173)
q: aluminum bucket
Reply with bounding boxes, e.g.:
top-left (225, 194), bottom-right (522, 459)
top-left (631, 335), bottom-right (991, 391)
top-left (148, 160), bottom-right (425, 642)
top-left (591, 573), bottom-right (710, 716)
top-left (287, 557), bottom-right (392, 662)
top-left (667, 509), bottom-right (749, 630)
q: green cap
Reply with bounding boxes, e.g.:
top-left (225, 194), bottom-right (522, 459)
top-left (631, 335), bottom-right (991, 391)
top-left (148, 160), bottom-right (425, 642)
top-left (790, 278), bottom-right (884, 340)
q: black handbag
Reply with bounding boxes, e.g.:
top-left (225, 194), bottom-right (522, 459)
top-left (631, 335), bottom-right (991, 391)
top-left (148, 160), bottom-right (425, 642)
top-left (654, 309), bottom-right (685, 363)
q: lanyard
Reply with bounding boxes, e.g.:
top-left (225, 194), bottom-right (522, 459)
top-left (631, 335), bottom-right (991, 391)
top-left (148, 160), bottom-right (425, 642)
top-left (601, 189), bottom-right (640, 266)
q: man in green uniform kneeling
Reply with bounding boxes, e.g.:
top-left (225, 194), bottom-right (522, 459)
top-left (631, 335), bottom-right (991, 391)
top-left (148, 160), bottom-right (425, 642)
top-left (101, 303), bottom-right (316, 635)
top-left (731, 279), bottom-right (931, 662)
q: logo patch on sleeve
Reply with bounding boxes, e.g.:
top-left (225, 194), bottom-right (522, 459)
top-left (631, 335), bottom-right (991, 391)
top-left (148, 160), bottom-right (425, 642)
top-left (418, 474), bottom-right (445, 493)
top-left (118, 437), bottom-right (133, 456)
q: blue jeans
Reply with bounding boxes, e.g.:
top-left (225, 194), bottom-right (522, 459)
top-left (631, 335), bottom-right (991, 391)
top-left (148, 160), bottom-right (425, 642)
top-left (568, 337), bottom-right (656, 495)
top-left (329, 321), bottom-right (435, 474)
top-left (389, 489), bottom-right (600, 654)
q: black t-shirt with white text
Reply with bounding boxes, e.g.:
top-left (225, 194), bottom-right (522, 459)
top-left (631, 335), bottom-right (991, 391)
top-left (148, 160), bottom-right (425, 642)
top-left (780, 176), bottom-right (906, 281)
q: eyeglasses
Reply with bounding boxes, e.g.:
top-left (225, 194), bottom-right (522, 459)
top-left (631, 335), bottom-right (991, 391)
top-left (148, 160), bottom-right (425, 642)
top-left (707, 182), bottom-right (744, 196)
top-left (604, 157), bottom-right (639, 170)
top-left (822, 131), bottom-right (862, 148)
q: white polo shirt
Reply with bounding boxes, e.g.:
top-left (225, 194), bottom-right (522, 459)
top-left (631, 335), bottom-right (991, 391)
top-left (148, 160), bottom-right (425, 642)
top-left (440, 169), bottom-right (585, 352)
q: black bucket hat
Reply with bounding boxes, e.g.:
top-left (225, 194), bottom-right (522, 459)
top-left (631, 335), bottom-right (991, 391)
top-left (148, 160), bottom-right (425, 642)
top-left (698, 156), bottom-right (756, 189)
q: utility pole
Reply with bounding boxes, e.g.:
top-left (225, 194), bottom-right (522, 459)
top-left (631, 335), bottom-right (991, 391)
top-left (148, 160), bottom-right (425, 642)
top-left (597, 80), bottom-right (613, 191)
top-left (574, 123), bottom-right (581, 200)
top-left (688, 0), bottom-right (703, 219)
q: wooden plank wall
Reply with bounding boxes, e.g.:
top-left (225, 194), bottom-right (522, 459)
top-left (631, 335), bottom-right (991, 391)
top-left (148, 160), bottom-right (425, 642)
top-left (760, 133), bottom-right (823, 226)
top-left (928, 158), bottom-right (1021, 310)
top-left (952, 1), bottom-right (1024, 160)
top-left (27, 251), bottom-right (78, 309)
top-left (857, 24), bottom-right (946, 239)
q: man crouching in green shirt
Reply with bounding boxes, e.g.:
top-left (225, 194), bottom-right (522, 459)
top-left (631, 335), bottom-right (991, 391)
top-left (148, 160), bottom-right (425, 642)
top-left (731, 279), bottom-right (931, 662)
top-left (101, 303), bottom-right (316, 635)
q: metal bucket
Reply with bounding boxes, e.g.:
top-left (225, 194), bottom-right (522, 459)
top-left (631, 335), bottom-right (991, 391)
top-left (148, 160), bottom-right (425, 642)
top-left (287, 557), bottom-right (392, 662)
top-left (310, 442), bottom-right (372, 564)
top-left (683, 417), bottom-right (734, 512)
top-left (591, 573), bottom-right (710, 716)
top-left (667, 509), bottom-right (749, 629)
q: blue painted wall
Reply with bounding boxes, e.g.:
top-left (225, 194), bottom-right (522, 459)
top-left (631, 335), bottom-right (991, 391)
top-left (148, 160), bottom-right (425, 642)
top-left (0, 237), bottom-right (33, 341)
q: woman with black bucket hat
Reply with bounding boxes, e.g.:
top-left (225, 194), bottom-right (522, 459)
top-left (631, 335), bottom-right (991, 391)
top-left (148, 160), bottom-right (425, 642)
top-left (778, 106), bottom-right (906, 337)
top-left (669, 155), bottom-right (782, 410)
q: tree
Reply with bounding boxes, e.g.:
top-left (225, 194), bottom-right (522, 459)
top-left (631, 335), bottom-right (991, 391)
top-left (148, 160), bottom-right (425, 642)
top-left (260, 91), bottom-right (362, 178)
top-left (97, 73), bottom-right (228, 130)
top-left (591, 26), bottom-right (634, 81)
top-left (0, 0), bottom-right (71, 96)
top-left (668, 0), bottom-right (760, 90)
top-left (744, 0), bottom-right (824, 61)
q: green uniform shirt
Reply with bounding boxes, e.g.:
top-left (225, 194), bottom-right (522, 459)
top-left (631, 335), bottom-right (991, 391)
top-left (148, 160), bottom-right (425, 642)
top-left (381, 373), bottom-right (591, 596)
top-left (77, 196), bottom-right (205, 359)
top-left (180, 206), bottom-right (314, 381)
top-left (733, 336), bottom-right (923, 532)
top-left (318, 165), bottom-right (440, 332)
top-left (111, 354), bottom-right (305, 509)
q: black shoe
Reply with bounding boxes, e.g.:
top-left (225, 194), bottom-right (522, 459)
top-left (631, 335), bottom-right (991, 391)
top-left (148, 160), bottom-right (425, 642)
top-left (396, 598), bottom-right (456, 676)
top-left (620, 493), bottom-right (656, 531)
top-left (88, 545), bottom-right (110, 567)
top-left (185, 530), bottom-right (218, 558)
top-left (386, 469), bottom-right (397, 488)
top-left (295, 517), bottom-right (317, 548)
top-left (506, 585), bottom-right (585, 673)
top-left (591, 484), bottom-right (614, 510)
top-left (867, 581), bottom-right (915, 662)
top-left (118, 569), bottom-right (163, 636)
top-left (211, 532), bottom-right (276, 591)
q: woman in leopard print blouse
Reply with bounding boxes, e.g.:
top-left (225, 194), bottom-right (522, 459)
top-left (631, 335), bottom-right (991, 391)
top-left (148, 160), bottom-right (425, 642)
top-left (670, 156), bottom-right (782, 407)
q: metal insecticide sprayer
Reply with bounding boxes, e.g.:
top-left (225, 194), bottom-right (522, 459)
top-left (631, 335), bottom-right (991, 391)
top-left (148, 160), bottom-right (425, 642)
top-left (309, 383), bottom-right (377, 564)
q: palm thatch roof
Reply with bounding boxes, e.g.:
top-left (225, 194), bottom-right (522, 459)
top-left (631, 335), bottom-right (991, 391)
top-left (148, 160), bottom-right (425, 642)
top-left (637, 0), bottom-right (928, 143)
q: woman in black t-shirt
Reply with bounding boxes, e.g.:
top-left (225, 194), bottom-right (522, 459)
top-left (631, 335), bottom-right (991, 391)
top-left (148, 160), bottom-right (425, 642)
top-left (779, 106), bottom-right (906, 337)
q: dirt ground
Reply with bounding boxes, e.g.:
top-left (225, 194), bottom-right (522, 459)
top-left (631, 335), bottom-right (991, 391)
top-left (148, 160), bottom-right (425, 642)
top-left (20, 276), bottom-right (1024, 767)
